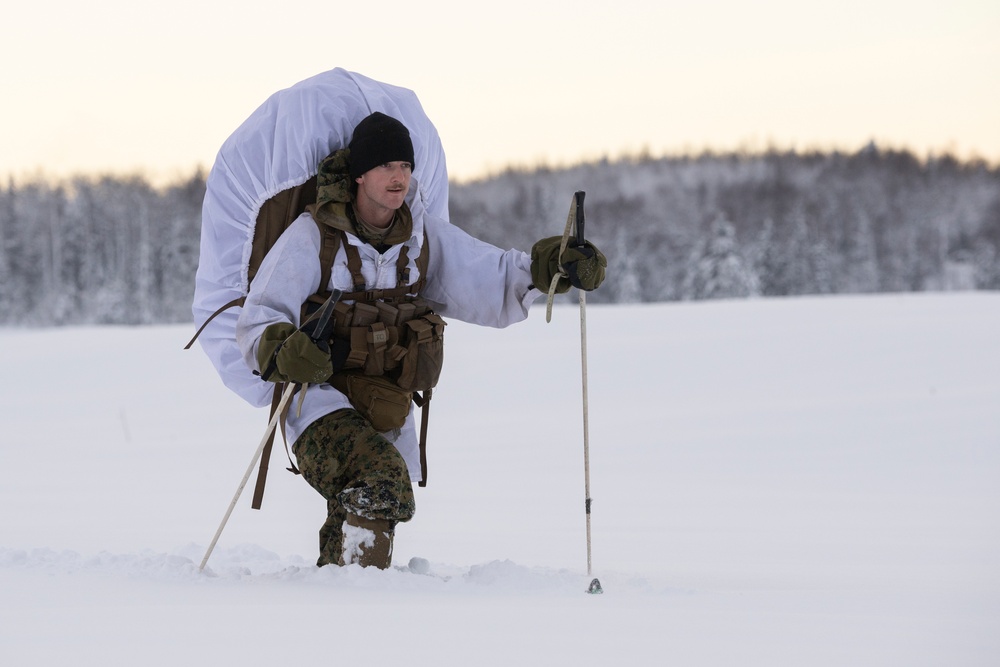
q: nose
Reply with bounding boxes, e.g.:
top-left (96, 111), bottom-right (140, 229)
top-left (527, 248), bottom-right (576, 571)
top-left (390, 164), bottom-right (409, 184)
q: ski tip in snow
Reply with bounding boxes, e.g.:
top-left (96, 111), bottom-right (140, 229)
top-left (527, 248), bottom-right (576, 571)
top-left (586, 577), bottom-right (604, 594)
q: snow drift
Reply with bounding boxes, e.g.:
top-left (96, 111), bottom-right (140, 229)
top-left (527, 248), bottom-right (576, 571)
top-left (1, 293), bottom-right (998, 665)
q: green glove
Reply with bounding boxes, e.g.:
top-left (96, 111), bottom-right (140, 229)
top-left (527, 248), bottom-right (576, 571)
top-left (531, 236), bottom-right (572, 294)
top-left (531, 236), bottom-right (607, 293)
top-left (257, 322), bottom-right (333, 384)
top-left (562, 239), bottom-right (607, 291)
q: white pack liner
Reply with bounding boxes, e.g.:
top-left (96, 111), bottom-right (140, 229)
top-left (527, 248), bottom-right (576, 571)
top-left (192, 69), bottom-right (449, 406)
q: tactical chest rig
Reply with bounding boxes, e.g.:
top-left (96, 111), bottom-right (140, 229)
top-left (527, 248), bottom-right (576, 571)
top-left (308, 219), bottom-right (445, 447)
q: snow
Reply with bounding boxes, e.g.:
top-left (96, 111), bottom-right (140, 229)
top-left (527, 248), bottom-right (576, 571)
top-left (1, 292), bottom-right (998, 665)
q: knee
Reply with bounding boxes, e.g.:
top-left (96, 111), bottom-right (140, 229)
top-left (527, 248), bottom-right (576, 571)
top-left (338, 476), bottom-right (415, 523)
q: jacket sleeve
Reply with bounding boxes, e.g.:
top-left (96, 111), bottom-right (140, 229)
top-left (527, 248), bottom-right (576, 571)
top-left (420, 215), bottom-right (543, 328)
top-left (235, 215), bottom-right (323, 373)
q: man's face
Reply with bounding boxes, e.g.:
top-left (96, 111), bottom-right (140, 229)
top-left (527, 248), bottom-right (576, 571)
top-left (355, 161), bottom-right (412, 216)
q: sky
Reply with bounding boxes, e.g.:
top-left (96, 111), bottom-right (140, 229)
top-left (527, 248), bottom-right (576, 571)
top-left (1, 0), bottom-right (998, 186)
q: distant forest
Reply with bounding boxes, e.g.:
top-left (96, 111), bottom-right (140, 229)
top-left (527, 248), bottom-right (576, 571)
top-left (2, 144), bottom-right (998, 326)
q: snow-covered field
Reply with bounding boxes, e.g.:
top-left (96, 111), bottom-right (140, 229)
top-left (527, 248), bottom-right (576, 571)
top-left (2, 292), bottom-right (998, 665)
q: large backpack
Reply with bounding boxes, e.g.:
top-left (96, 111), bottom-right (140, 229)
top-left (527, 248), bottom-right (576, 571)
top-left (188, 69), bottom-right (449, 507)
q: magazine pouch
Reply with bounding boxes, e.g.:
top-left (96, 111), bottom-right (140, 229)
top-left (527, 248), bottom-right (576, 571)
top-left (397, 312), bottom-right (446, 392)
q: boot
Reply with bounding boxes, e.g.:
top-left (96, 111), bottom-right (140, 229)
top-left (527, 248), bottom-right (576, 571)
top-left (339, 513), bottom-right (395, 569)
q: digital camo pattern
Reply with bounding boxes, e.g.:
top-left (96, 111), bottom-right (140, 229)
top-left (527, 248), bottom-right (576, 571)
top-left (292, 408), bottom-right (415, 566)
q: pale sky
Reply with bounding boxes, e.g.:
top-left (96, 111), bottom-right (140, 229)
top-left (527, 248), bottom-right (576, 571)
top-left (2, 0), bottom-right (998, 186)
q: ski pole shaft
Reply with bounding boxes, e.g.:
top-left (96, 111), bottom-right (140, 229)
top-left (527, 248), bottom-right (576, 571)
top-left (199, 381), bottom-right (298, 572)
top-left (571, 191), bottom-right (595, 577)
top-left (580, 286), bottom-right (593, 577)
top-left (547, 191), bottom-right (601, 588)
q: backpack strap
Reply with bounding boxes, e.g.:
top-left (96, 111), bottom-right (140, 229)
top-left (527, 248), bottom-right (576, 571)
top-left (251, 381), bottom-right (302, 510)
top-left (396, 245), bottom-right (411, 286)
top-left (314, 224), bottom-right (366, 295)
top-left (413, 389), bottom-right (432, 488)
top-left (317, 224), bottom-right (342, 299)
top-left (344, 240), bottom-right (367, 292)
top-left (184, 296), bottom-right (245, 349)
top-left (251, 383), bottom-right (283, 509)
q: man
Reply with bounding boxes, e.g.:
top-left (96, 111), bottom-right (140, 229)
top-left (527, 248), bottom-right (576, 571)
top-left (236, 112), bottom-right (605, 570)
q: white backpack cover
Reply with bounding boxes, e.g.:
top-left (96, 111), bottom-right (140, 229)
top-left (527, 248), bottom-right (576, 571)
top-left (192, 68), bottom-right (449, 406)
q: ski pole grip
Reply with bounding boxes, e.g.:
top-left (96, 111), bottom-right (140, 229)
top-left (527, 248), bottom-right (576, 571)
top-left (574, 191), bottom-right (586, 244)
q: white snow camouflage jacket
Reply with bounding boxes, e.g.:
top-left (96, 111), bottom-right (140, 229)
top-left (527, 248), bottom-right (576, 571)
top-left (236, 209), bottom-right (541, 481)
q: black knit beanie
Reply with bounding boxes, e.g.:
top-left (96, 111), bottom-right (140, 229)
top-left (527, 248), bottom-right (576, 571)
top-left (348, 112), bottom-right (415, 180)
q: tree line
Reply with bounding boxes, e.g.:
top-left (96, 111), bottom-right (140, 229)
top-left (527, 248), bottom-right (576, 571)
top-left (450, 144), bottom-right (1000, 305)
top-left (1, 171), bottom-right (206, 326)
top-left (1, 144), bottom-right (998, 327)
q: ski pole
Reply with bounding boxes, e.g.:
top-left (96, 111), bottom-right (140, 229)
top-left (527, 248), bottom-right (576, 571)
top-left (572, 193), bottom-right (600, 591)
top-left (547, 191), bottom-right (603, 594)
top-left (199, 381), bottom-right (297, 572)
top-left (576, 223), bottom-right (593, 577)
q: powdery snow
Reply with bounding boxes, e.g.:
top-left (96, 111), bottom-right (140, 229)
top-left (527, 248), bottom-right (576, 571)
top-left (1, 292), bottom-right (998, 665)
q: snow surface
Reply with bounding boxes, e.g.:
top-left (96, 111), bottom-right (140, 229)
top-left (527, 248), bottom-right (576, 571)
top-left (2, 293), bottom-right (998, 665)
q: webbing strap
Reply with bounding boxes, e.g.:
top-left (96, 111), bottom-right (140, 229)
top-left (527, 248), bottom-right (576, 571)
top-left (345, 239), bottom-right (366, 292)
top-left (413, 389), bottom-right (432, 488)
top-left (317, 225), bottom-right (341, 299)
top-left (251, 383), bottom-right (283, 509)
top-left (251, 382), bottom-right (301, 510)
top-left (184, 297), bottom-right (245, 349)
top-left (397, 245), bottom-right (411, 286)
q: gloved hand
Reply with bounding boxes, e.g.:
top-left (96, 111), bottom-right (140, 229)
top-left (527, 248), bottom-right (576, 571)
top-left (531, 236), bottom-right (607, 293)
top-left (561, 239), bottom-right (607, 291)
top-left (256, 322), bottom-right (333, 384)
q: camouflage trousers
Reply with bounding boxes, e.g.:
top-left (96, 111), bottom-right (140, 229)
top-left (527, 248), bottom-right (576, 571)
top-left (292, 409), bottom-right (415, 567)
